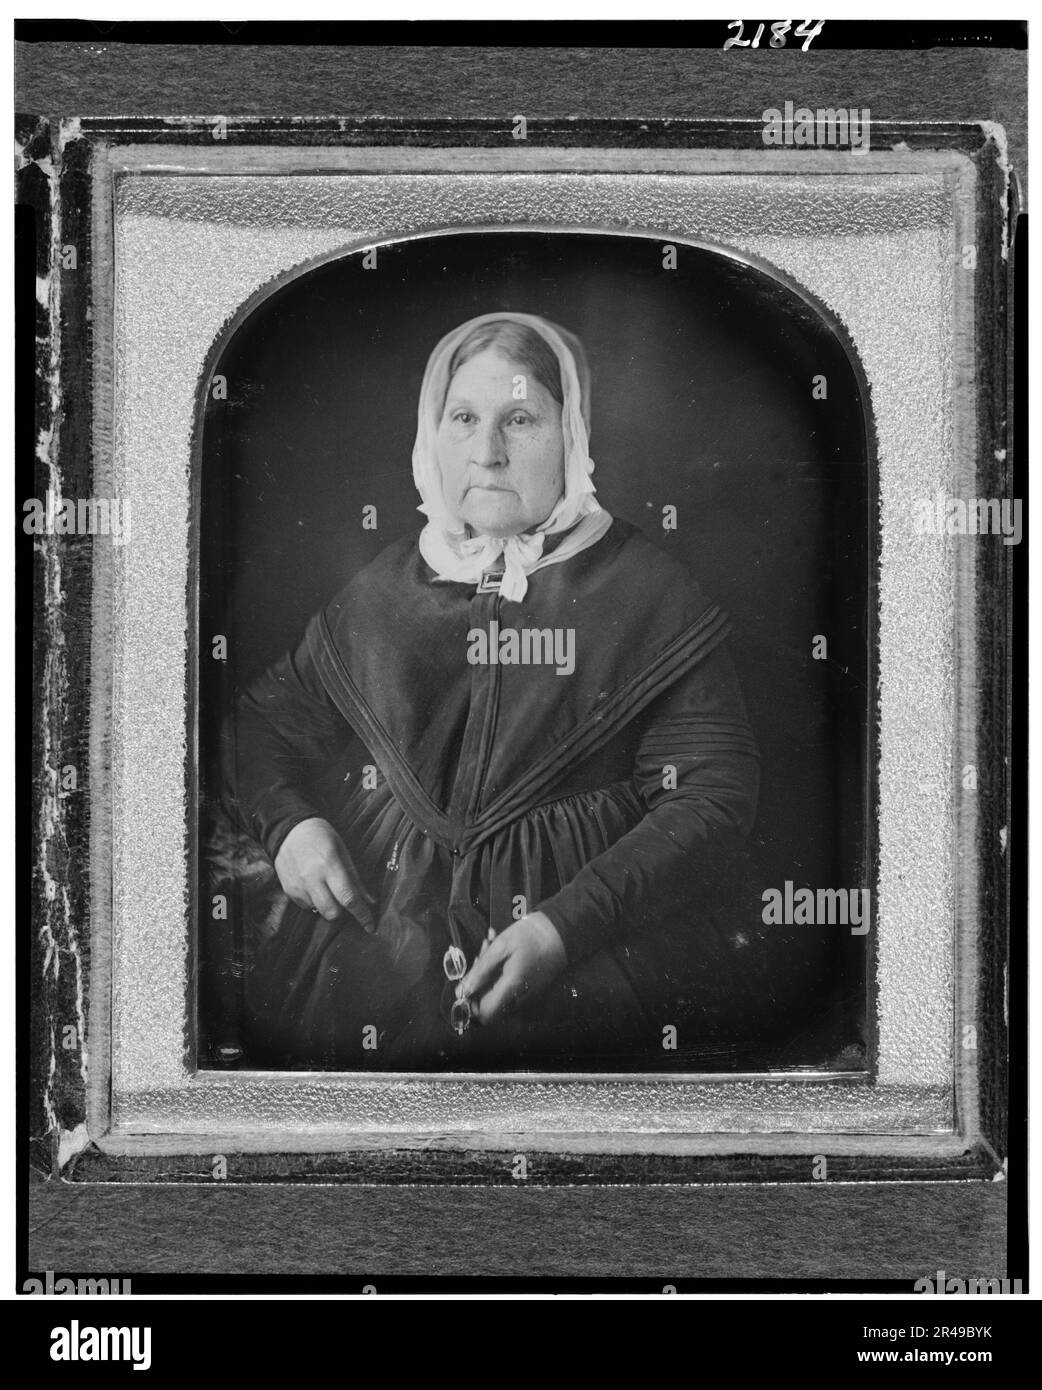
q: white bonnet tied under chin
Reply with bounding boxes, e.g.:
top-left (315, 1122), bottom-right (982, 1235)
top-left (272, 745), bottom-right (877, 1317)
top-left (412, 311), bottom-right (612, 602)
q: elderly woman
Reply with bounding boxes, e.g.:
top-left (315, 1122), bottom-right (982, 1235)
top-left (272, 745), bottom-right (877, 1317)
top-left (226, 311), bottom-right (781, 1068)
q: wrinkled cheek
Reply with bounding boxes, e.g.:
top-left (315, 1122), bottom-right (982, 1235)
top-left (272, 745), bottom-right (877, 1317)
top-left (538, 459), bottom-right (567, 515)
top-left (538, 437), bottom-right (565, 487)
top-left (434, 451), bottom-right (464, 510)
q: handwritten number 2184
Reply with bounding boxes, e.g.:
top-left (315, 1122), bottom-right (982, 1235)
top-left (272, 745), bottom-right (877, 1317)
top-left (724, 20), bottom-right (825, 50)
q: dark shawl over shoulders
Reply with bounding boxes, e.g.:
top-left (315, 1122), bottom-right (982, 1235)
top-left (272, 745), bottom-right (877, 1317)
top-left (306, 518), bottom-right (735, 855)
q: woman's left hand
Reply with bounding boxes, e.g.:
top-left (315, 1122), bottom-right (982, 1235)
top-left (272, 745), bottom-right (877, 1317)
top-left (459, 911), bottom-right (568, 1025)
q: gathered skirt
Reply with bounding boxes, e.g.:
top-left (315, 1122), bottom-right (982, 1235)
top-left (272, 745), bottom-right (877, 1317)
top-left (238, 775), bottom-right (828, 1071)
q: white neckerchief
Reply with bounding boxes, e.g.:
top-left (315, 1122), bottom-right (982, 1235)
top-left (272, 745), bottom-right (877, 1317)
top-left (411, 311), bottom-right (612, 602)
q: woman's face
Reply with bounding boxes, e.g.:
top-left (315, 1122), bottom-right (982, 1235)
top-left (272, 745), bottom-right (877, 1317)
top-left (436, 347), bottom-right (566, 538)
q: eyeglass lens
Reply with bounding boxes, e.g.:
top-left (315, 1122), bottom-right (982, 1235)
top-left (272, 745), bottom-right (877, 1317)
top-left (450, 996), bottom-right (472, 1036)
top-left (443, 944), bottom-right (467, 981)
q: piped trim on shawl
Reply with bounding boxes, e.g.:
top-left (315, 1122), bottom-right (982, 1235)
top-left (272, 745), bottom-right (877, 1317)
top-left (306, 614), bottom-right (454, 846)
top-left (463, 605), bottom-right (733, 851)
top-left (307, 600), bottom-right (734, 857)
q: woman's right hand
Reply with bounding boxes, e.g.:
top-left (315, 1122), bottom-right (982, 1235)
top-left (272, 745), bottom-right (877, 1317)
top-left (274, 817), bottom-right (376, 932)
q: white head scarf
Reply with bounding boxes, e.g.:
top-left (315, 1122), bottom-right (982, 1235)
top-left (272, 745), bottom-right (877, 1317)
top-left (412, 311), bottom-right (612, 602)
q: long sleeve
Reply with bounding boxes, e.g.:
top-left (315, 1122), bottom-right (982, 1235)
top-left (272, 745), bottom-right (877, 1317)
top-left (535, 643), bottom-right (760, 966)
top-left (222, 623), bottom-right (359, 863)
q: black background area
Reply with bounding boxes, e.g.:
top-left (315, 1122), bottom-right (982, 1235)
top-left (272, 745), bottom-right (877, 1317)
top-left (198, 230), bottom-right (872, 1071)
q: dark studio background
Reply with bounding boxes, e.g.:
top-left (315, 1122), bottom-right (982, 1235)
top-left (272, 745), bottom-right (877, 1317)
top-left (197, 231), bottom-right (872, 1072)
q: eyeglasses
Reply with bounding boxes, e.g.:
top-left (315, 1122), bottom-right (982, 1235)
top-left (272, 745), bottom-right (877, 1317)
top-left (443, 943), bottom-right (471, 1036)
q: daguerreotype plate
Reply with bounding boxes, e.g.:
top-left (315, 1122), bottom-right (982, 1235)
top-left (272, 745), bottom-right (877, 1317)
top-left (17, 23), bottom-right (1024, 1297)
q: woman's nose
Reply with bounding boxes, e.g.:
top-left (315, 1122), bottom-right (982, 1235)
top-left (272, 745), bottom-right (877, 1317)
top-left (470, 423), bottom-right (507, 468)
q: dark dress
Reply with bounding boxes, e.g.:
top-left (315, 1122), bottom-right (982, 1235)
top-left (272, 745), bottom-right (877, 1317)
top-left (224, 518), bottom-right (798, 1069)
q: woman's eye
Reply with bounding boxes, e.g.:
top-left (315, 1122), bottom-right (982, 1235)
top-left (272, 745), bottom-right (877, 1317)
top-left (452, 411), bottom-right (474, 425)
top-left (507, 413), bottom-right (530, 426)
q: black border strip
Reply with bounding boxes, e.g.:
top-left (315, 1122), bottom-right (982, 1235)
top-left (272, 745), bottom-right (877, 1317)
top-left (12, 20), bottom-right (1030, 49)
